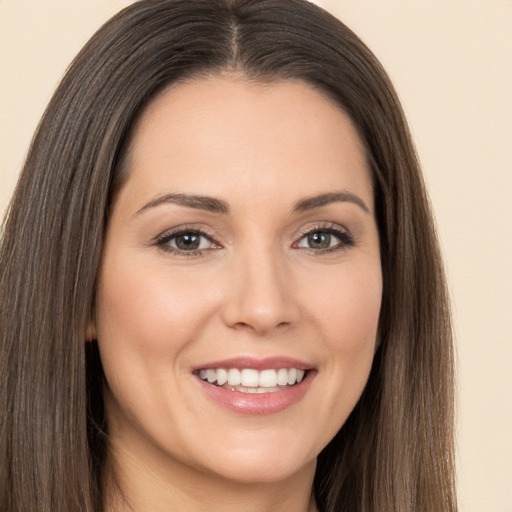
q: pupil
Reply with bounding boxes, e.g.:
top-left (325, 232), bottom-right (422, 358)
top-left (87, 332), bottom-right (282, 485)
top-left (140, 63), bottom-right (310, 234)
top-left (176, 233), bottom-right (200, 250)
top-left (308, 232), bottom-right (330, 249)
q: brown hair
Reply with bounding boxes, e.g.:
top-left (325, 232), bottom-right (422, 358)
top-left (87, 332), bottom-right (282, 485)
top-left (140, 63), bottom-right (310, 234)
top-left (0, 1), bottom-right (456, 510)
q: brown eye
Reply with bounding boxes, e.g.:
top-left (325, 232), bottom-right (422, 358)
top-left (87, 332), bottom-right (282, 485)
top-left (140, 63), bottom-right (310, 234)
top-left (174, 232), bottom-right (202, 251)
top-left (306, 232), bottom-right (332, 249)
top-left (156, 229), bottom-right (217, 254)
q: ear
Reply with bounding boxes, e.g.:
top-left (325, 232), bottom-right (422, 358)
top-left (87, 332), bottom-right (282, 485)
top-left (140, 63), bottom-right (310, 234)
top-left (86, 318), bottom-right (97, 342)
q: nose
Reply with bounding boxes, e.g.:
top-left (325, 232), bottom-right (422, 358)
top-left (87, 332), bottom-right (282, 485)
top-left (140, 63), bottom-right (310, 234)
top-left (220, 248), bottom-right (299, 335)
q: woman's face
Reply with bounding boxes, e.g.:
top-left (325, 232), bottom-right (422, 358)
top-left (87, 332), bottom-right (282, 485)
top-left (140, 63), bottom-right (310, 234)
top-left (93, 76), bottom-right (382, 485)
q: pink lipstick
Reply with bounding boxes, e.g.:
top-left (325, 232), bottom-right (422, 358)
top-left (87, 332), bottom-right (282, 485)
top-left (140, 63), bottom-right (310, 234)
top-left (193, 357), bottom-right (316, 415)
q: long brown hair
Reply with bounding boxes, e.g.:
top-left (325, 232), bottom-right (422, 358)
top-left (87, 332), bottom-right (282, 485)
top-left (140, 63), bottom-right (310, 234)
top-left (0, 1), bottom-right (456, 510)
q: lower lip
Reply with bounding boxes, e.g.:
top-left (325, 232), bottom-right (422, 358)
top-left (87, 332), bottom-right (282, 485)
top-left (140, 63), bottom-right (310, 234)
top-left (197, 372), bottom-right (315, 415)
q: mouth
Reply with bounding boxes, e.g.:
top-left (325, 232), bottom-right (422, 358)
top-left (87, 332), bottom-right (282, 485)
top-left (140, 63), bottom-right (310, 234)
top-left (192, 357), bottom-right (315, 414)
top-left (195, 367), bottom-right (307, 394)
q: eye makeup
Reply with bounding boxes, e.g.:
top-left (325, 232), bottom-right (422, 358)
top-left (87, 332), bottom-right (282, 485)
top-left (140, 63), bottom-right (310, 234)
top-left (153, 221), bottom-right (355, 258)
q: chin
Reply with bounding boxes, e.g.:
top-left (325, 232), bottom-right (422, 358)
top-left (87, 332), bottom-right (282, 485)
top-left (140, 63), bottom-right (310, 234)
top-left (193, 440), bottom-right (318, 485)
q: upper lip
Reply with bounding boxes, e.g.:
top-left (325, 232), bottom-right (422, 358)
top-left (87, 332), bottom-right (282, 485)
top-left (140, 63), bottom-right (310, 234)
top-left (192, 356), bottom-right (314, 372)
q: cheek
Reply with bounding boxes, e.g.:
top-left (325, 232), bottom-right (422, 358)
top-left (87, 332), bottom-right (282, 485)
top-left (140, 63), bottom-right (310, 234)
top-left (278, 261), bottom-right (382, 458)
top-left (93, 257), bottom-right (221, 421)
top-left (311, 261), bottom-right (381, 404)
top-left (95, 256), bottom-right (216, 359)
top-left (310, 262), bottom-right (382, 353)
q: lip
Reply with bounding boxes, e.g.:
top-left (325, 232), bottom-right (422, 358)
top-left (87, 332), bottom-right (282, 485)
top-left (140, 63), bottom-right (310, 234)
top-left (191, 356), bottom-right (313, 372)
top-left (192, 356), bottom-right (316, 415)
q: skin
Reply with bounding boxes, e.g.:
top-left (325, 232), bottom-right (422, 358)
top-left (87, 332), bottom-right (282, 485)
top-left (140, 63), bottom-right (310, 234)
top-left (91, 75), bottom-right (382, 512)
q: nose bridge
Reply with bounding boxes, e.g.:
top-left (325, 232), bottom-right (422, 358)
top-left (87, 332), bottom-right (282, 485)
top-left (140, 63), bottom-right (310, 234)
top-left (222, 241), bottom-right (297, 334)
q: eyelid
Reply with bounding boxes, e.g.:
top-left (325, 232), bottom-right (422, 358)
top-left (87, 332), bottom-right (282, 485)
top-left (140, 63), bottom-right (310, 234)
top-left (154, 225), bottom-right (222, 256)
top-left (293, 222), bottom-right (355, 252)
top-left (152, 221), bottom-right (354, 257)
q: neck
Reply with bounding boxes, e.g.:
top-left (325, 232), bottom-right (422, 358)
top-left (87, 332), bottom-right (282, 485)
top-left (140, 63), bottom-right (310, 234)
top-left (103, 439), bottom-right (318, 512)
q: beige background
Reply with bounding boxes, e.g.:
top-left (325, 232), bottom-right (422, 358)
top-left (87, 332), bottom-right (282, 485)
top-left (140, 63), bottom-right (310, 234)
top-left (1, 1), bottom-right (511, 510)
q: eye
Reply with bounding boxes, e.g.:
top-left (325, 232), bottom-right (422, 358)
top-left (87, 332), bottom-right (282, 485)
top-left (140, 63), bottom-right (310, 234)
top-left (298, 232), bottom-right (336, 250)
top-left (156, 228), bottom-right (220, 255)
top-left (295, 226), bottom-right (354, 252)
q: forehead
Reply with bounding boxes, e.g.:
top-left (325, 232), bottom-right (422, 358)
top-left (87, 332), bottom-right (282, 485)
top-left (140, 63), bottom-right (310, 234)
top-left (120, 75), bottom-right (373, 212)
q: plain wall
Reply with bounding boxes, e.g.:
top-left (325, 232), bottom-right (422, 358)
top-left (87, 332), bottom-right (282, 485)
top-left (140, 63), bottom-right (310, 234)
top-left (1, 1), bottom-right (511, 511)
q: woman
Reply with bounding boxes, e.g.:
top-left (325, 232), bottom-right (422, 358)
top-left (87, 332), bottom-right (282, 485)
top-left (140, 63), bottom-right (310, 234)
top-left (0, 0), bottom-right (457, 511)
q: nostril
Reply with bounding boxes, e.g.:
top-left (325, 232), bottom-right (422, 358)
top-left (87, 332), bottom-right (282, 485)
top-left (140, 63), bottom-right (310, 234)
top-left (220, 268), bottom-right (300, 333)
top-left (228, 319), bottom-right (293, 335)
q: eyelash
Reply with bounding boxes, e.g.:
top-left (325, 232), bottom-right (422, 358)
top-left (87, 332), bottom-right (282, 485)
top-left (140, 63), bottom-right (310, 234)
top-left (294, 223), bottom-right (355, 254)
top-left (155, 226), bottom-right (219, 257)
top-left (154, 223), bottom-right (354, 257)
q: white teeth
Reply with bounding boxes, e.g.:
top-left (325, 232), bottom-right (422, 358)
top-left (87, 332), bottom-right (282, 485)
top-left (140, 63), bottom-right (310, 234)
top-left (277, 368), bottom-right (289, 386)
top-left (227, 368), bottom-right (241, 386)
top-left (287, 368), bottom-right (297, 385)
top-left (259, 369), bottom-right (277, 387)
top-left (198, 367), bottom-right (307, 389)
top-left (241, 369), bottom-right (259, 387)
top-left (227, 385), bottom-right (281, 394)
top-left (216, 368), bottom-right (228, 385)
top-left (257, 386), bottom-right (278, 393)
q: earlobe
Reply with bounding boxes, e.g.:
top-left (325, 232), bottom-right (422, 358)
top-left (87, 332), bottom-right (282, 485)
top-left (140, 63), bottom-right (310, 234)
top-left (86, 320), bottom-right (97, 342)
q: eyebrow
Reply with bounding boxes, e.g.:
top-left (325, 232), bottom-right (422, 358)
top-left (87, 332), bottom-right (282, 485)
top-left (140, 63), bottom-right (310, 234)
top-left (135, 190), bottom-right (370, 217)
top-left (292, 192), bottom-right (370, 214)
top-left (136, 193), bottom-right (230, 216)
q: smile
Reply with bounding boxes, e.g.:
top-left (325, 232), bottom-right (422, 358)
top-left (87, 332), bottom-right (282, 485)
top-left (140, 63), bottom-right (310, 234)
top-left (193, 357), bottom-right (315, 414)
top-left (197, 368), bottom-right (306, 393)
